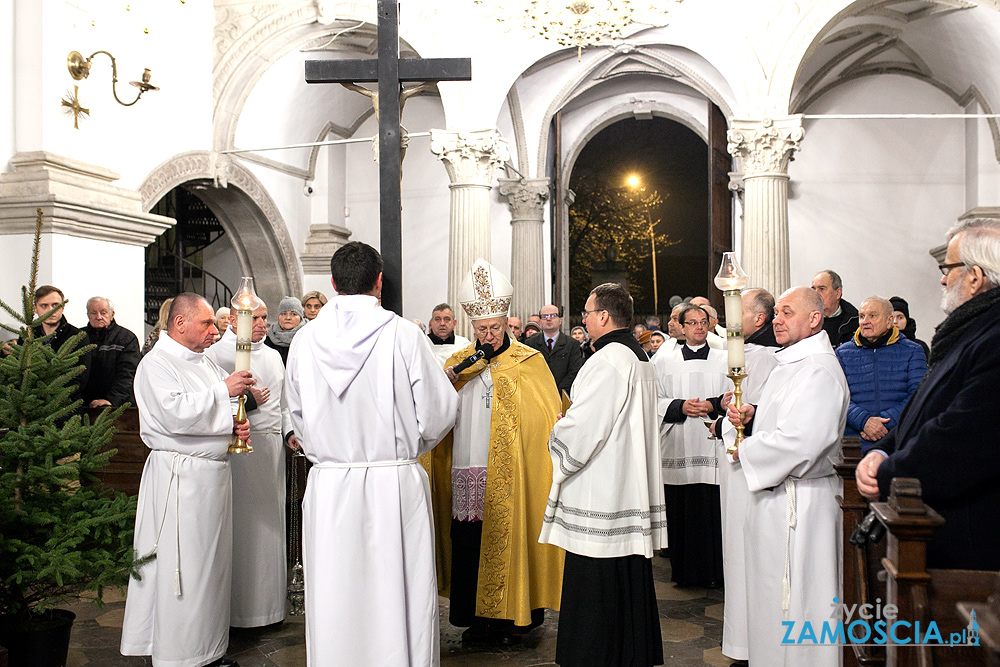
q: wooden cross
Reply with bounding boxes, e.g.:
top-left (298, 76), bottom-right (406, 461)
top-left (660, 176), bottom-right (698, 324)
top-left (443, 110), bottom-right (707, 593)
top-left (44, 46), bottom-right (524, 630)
top-left (304, 0), bottom-right (472, 314)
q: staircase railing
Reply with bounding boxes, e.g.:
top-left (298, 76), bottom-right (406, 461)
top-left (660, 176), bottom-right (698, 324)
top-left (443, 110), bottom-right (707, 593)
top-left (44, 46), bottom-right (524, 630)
top-left (163, 251), bottom-right (233, 314)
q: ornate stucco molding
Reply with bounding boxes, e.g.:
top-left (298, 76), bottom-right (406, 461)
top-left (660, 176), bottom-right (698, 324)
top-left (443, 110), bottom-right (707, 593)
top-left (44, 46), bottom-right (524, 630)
top-left (0, 151), bottom-right (172, 246)
top-left (727, 116), bottom-right (804, 176)
top-left (498, 177), bottom-right (549, 220)
top-left (430, 130), bottom-right (511, 186)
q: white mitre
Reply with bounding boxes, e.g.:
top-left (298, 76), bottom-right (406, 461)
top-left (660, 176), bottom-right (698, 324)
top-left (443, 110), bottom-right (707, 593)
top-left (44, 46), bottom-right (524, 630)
top-left (458, 258), bottom-right (513, 321)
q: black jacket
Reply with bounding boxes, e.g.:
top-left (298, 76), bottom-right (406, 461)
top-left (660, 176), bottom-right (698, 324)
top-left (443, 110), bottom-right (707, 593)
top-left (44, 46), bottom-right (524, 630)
top-left (18, 317), bottom-right (92, 404)
top-left (82, 319), bottom-right (141, 407)
top-left (875, 294), bottom-right (1000, 570)
top-left (524, 331), bottom-right (584, 395)
top-left (823, 298), bottom-right (859, 346)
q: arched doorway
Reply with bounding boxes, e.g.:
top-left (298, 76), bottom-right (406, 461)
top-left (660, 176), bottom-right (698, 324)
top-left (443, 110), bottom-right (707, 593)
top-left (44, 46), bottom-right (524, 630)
top-left (140, 151), bottom-right (302, 323)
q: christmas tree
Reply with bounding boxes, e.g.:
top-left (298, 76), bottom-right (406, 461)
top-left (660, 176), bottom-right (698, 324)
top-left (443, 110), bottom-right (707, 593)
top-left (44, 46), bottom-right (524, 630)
top-left (0, 208), bottom-right (137, 621)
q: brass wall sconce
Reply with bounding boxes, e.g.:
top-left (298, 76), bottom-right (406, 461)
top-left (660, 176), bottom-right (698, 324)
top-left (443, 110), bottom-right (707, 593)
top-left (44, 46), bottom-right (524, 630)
top-left (66, 50), bottom-right (159, 107)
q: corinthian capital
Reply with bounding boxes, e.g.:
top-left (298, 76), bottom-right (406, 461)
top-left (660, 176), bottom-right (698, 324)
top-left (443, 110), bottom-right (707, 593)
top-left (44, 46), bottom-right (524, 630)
top-left (430, 129), bottom-right (510, 186)
top-left (727, 116), bottom-right (804, 176)
top-left (498, 178), bottom-right (549, 220)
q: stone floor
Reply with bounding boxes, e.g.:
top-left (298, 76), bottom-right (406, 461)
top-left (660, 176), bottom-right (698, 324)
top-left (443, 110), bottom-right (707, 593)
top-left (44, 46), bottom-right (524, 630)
top-left (63, 555), bottom-right (738, 666)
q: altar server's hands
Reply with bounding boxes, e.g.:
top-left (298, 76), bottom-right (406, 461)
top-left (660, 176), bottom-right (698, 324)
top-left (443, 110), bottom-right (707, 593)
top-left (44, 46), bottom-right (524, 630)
top-left (682, 398), bottom-right (714, 417)
top-left (727, 402), bottom-right (754, 427)
top-left (856, 451), bottom-right (886, 500)
top-left (225, 370), bottom-right (256, 397)
top-left (233, 417), bottom-right (251, 441)
top-left (250, 384), bottom-right (271, 405)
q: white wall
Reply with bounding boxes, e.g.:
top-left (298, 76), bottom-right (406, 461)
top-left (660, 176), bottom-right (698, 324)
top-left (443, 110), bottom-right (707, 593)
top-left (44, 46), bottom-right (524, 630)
top-left (0, 232), bottom-right (144, 339)
top-left (789, 75), bottom-right (966, 338)
top-left (0, 0), bottom-right (14, 171)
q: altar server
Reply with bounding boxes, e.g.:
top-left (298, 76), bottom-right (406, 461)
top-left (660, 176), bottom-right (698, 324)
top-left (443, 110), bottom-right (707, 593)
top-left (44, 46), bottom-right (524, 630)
top-left (540, 282), bottom-right (667, 667)
top-left (652, 304), bottom-right (729, 588)
top-left (285, 242), bottom-right (458, 667)
top-left (206, 302), bottom-right (291, 628)
top-left (121, 293), bottom-right (253, 667)
top-left (724, 286), bottom-right (848, 667)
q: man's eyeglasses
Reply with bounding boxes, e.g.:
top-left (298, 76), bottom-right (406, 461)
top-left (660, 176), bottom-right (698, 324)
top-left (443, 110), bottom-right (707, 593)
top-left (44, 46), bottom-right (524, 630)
top-left (472, 324), bottom-right (505, 336)
top-left (683, 319), bottom-right (709, 327)
top-left (938, 262), bottom-right (966, 276)
top-left (581, 309), bottom-right (606, 319)
top-left (540, 313), bottom-right (560, 319)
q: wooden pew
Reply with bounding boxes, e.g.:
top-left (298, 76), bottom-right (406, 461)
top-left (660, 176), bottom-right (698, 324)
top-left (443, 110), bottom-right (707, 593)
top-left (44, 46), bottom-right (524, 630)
top-left (83, 407), bottom-right (147, 496)
top-left (838, 436), bottom-right (887, 667)
top-left (957, 574), bottom-right (1000, 666)
top-left (871, 478), bottom-right (994, 666)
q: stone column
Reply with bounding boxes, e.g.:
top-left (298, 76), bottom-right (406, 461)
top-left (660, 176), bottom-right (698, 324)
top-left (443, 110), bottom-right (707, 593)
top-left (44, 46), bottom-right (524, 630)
top-left (498, 177), bottom-right (549, 325)
top-left (430, 129), bottom-right (510, 336)
top-left (727, 117), bottom-right (803, 297)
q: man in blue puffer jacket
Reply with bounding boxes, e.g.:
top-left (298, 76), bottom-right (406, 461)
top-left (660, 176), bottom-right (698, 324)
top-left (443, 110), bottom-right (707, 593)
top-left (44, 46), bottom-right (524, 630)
top-left (835, 295), bottom-right (927, 453)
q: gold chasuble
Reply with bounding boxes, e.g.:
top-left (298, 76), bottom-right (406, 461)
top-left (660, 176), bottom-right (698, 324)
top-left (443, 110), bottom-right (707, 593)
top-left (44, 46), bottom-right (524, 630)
top-left (421, 340), bottom-right (565, 626)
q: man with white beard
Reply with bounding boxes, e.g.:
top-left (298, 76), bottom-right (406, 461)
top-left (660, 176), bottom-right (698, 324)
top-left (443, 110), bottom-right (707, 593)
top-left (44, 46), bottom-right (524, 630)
top-left (857, 219), bottom-right (1000, 571)
top-left (205, 302), bottom-right (292, 628)
top-left (725, 286), bottom-right (848, 667)
top-left (121, 293), bottom-right (253, 667)
top-left (285, 242), bottom-right (458, 667)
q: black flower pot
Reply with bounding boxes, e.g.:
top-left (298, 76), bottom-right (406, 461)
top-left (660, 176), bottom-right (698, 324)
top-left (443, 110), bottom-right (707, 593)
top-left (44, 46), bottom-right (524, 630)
top-left (0, 609), bottom-right (75, 667)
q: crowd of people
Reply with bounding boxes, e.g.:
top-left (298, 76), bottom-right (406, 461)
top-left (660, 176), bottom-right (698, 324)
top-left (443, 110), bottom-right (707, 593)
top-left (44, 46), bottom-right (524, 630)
top-left (5, 217), bottom-right (998, 667)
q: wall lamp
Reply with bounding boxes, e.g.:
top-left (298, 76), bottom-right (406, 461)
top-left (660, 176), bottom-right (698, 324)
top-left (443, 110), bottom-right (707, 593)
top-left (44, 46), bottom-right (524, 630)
top-left (66, 50), bottom-right (159, 107)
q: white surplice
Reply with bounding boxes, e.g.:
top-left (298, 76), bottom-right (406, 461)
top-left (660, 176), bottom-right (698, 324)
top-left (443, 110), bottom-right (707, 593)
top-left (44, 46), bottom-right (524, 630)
top-left (205, 328), bottom-right (291, 627)
top-left (722, 331), bottom-right (848, 667)
top-left (652, 345), bottom-right (729, 485)
top-left (452, 365), bottom-right (492, 520)
top-left (718, 342), bottom-right (778, 661)
top-left (430, 334), bottom-right (472, 368)
top-left (285, 295), bottom-right (458, 667)
top-left (121, 331), bottom-right (236, 667)
top-left (541, 340), bottom-right (667, 558)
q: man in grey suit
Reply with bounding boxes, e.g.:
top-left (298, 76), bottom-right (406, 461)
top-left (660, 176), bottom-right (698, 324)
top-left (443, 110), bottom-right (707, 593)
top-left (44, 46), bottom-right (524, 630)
top-left (524, 304), bottom-right (584, 395)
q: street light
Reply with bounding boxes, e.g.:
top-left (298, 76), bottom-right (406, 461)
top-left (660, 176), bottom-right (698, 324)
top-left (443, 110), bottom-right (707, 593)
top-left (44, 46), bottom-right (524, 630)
top-left (626, 174), bottom-right (658, 316)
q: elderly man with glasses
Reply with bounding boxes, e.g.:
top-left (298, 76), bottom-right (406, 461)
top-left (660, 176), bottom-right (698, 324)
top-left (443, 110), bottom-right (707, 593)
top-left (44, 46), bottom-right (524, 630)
top-left (857, 218), bottom-right (1000, 571)
top-left (651, 304), bottom-right (730, 588)
top-left (426, 260), bottom-right (565, 647)
top-left (524, 303), bottom-right (585, 395)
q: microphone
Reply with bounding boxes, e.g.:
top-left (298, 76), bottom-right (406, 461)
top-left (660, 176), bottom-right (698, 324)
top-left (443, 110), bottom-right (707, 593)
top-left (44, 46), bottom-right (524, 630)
top-left (452, 348), bottom-right (487, 374)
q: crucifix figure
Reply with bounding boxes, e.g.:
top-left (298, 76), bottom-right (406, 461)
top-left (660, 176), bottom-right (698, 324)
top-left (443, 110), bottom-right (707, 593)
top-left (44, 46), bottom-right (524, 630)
top-left (305, 0), bottom-right (472, 314)
top-left (339, 80), bottom-right (436, 163)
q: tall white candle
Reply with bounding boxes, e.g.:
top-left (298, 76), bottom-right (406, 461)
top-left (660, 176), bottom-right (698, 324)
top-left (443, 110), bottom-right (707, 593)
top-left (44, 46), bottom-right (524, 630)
top-left (234, 309), bottom-right (252, 373)
top-left (723, 291), bottom-right (745, 370)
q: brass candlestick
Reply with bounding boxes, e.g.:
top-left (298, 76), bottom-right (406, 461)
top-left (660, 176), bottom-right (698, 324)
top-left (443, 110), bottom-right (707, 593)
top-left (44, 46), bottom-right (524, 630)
top-left (228, 394), bottom-right (253, 453)
top-left (726, 368), bottom-right (747, 456)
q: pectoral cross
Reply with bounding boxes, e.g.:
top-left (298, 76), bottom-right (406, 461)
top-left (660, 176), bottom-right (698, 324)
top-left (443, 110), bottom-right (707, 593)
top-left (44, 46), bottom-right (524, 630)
top-left (304, 0), bottom-right (472, 315)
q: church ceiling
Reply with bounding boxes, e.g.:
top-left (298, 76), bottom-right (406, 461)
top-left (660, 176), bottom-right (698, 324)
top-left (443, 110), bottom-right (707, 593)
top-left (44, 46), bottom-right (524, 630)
top-left (790, 0), bottom-right (980, 112)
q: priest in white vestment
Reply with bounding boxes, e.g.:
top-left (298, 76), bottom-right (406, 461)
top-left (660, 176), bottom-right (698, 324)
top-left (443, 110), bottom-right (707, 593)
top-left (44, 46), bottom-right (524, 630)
top-left (711, 288), bottom-right (780, 663)
top-left (427, 302), bottom-right (472, 367)
top-left (540, 282), bottom-right (667, 667)
top-left (205, 303), bottom-right (291, 628)
top-left (724, 287), bottom-right (848, 667)
top-left (284, 242), bottom-right (458, 667)
top-left (121, 293), bottom-right (254, 667)
top-left (653, 304), bottom-right (729, 588)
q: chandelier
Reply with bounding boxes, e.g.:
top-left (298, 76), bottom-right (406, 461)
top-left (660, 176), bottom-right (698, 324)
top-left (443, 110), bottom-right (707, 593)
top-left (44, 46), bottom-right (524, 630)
top-left (473, 0), bottom-right (682, 59)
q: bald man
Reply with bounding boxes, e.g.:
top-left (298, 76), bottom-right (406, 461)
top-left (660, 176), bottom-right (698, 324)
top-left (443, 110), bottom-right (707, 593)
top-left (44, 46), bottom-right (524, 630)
top-left (122, 292), bottom-right (253, 667)
top-left (835, 296), bottom-right (926, 453)
top-left (724, 287), bottom-right (848, 667)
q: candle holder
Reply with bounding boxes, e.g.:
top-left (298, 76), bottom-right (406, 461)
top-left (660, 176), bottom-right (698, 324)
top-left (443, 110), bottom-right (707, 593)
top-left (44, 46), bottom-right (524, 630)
top-left (714, 252), bottom-right (750, 456)
top-left (229, 277), bottom-right (262, 454)
top-left (726, 368), bottom-right (747, 455)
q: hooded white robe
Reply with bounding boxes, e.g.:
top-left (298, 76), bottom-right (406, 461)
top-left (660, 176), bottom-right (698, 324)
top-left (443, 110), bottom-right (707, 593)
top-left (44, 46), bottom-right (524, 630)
top-left (205, 327), bottom-right (291, 627)
top-left (722, 331), bottom-right (848, 667)
top-left (121, 332), bottom-right (236, 667)
top-left (718, 341), bottom-right (779, 661)
top-left (285, 295), bottom-right (458, 667)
